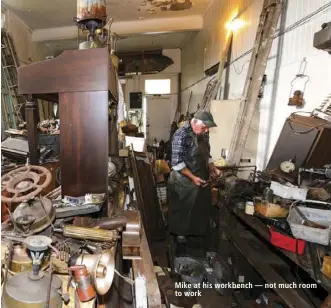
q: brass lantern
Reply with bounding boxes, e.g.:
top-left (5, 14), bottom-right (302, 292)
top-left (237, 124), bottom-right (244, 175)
top-left (288, 58), bottom-right (310, 107)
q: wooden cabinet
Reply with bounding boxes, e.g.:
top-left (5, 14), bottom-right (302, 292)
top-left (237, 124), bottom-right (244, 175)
top-left (18, 48), bottom-right (113, 198)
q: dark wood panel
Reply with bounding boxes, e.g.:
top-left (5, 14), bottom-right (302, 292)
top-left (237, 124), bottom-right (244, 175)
top-left (18, 48), bottom-right (109, 94)
top-left (131, 153), bottom-right (167, 244)
top-left (306, 128), bottom-right (331, 167)
top-left (266, 120), bottom-right (319, 170)
top-left (109, 65), bottom-right (118, 102)
top-left (60, 91), bottom-right (108, 197)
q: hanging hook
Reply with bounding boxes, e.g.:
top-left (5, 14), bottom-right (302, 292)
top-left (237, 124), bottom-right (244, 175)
top-left (288, 58), bottom-right (310, 107)
top-left (297, 57), bottom-right (307, 76)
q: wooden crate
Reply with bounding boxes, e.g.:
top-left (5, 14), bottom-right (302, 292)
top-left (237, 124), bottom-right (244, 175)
top-left (254, 198), bottom-right (289, 218)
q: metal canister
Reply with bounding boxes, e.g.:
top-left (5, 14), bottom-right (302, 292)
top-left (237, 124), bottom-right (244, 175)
top-left (77, 0), bottom-right (107, 23)
top-left (69, 265), bottom-right (96, 302)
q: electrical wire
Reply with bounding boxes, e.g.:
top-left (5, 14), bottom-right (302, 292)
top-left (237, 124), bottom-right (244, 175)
top-left (114, 268), bottom-right (135, 285)
top-left (288, 112), bottom-right (326, 135)
top-left (232, 59), bottom-right (250, 75)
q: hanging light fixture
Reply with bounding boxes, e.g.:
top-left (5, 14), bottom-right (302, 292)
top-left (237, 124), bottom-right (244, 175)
top-left (288, 58), bottom-right (310, 107)
top-left (225, 17), bottom-right (245, 32)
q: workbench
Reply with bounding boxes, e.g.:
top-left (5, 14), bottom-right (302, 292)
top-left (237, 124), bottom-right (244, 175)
top-left (218, 201), bottom-right (330, 308)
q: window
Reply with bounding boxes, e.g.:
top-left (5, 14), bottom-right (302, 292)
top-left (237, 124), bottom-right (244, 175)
top-left (145, 79), bottom-right (171, 95)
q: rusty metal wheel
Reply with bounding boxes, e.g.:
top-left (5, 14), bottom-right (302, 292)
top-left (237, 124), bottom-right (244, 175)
top-left (1, 165), bottom-right (52, 203)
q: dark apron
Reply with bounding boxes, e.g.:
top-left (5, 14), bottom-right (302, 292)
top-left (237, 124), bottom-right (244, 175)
top-left (168, 131), bottom-right (212, 236)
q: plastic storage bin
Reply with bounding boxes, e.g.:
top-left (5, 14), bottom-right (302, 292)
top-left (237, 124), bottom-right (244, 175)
top-left (287, 201), bottom-right (331, 246)
top-left (269, 227), bottom-right (306, 254)
top-left (270, 181), bottom-right (308, 200)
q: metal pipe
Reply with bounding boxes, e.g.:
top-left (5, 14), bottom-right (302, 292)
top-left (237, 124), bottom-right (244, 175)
top-left (223, 35), bottom-right (233, 100)
top-left (263, 0), bottom-right (289, 167)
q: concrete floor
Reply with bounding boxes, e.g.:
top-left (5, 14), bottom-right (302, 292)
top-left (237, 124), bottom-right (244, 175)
top-left (149, 228), bottom-right (252, 308)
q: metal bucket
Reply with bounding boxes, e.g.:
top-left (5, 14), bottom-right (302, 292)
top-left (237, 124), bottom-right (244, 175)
top-left (174, 257), bottom-right (205, 286)
top-left (77, 0), bottom-right (107, 23)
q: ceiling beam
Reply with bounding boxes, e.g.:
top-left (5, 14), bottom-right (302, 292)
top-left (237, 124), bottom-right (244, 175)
top-left (32, 15), bottom-right (203, 42)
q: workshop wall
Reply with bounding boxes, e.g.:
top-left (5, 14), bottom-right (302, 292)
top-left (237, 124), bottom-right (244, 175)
top-left (181, 0), bottom-right (331, 170)
top-left (3, 8), bottom-right (51, 64)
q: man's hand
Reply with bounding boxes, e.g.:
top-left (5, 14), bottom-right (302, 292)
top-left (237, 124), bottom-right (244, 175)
top-left (209, 163), bottom-right (221, 179)
top-left (192, 176), bottom-right (207, 187)
top-left (180, 167), bottom-right (207, 187)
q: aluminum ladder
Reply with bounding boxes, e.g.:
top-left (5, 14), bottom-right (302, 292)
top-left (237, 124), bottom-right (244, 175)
top-left (227, 0), bottom-right (284, 165)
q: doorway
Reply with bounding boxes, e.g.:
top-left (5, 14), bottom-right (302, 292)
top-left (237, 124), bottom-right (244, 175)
top-left (146, 96), bottom-right (172, 143)
top-left (144, 78), bottom-right (172, 144)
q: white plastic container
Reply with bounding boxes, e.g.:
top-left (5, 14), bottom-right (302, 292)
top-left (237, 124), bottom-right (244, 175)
top-left (125, 136), bottom-right (146, 152)
top-left (270, 181), bottom-right (308, 200)
top-left (245, 201), bottom-right (255, 215)
top-left (287, 201), bottom-right (331, 246)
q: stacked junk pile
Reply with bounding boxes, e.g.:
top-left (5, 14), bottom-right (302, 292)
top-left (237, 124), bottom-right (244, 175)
top-left (0, 1), bottom-right (151, 307)
top-left (154, 104), bottom-right (331, 307)
top-left (0, 160), bottom-right (145, 307)
top-left (216, 108), bottom-right (331, 291)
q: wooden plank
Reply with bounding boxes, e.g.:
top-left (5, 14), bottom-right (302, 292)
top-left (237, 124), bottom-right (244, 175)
top-left (18, 48), bottom-right (109, 94)
top-left (219, 206), bottom-right (313, 308)
top-left (132, 227), bottom-right (162, 308)
top-left (60, 91), bottom-right (108, 197)
top-left (131, 152), bottom-right (167, 244)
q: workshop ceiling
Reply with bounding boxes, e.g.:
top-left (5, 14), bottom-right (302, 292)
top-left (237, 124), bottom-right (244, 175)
top-left (44, 31), bottom-right (192, 55)
top-left (2, 0), bottom-right (209, 30)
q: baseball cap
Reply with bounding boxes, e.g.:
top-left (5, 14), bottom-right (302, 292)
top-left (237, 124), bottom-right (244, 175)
top-left (194, 110), bottom-right (217, 128)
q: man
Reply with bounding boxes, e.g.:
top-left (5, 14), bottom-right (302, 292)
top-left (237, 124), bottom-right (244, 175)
top-left (168, 110), bottom-right (220, 254)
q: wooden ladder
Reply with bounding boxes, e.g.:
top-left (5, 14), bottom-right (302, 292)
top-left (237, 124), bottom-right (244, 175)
top-left (227, 0), bottom-right (284, 165)
top-left (1, 28), bottom-right (25, 129)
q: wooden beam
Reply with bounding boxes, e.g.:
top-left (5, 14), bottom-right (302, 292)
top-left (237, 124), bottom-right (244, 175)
top-left (18, 48), bottom-right (109, 94)
top-left (31, 16), bottom-right (203, 42)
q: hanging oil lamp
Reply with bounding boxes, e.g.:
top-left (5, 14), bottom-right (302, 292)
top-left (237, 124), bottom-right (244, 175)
top-left (288, 58), bottom-right (310, 107)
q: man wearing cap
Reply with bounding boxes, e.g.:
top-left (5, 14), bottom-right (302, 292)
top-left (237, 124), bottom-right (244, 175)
top-left (168, 110), bottom-right (220, 254)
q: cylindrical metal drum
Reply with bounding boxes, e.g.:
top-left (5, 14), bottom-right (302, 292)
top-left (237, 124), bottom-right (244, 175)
top-left (77, 0), bottom-right (107, 24)
top-left (2, 272), bottom-right (62, 308)
top-left (69, 265), bottom-right (96, 302)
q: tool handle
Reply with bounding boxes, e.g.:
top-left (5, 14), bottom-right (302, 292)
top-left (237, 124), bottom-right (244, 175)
top-left (294, 206), bottom-right (327, 229)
